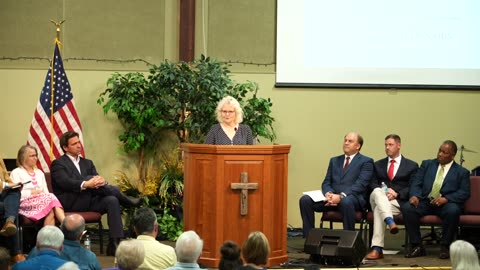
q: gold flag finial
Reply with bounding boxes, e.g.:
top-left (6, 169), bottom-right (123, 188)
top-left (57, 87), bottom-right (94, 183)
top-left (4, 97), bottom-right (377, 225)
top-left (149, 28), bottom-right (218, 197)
top-left (50, 19), bottom-right (65, 42)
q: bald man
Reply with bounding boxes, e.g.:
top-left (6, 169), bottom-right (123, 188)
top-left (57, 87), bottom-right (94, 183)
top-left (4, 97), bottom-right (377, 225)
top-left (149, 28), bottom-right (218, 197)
top-left (29, 214), bottom-right (101, 270)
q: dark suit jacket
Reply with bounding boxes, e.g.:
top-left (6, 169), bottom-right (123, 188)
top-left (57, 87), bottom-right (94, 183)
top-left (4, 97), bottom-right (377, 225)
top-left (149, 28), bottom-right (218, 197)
top-left (409, 159), bottom-right (470, 205)
top-left (50, 155), bottom-right (98, 211)
top-left (372, 155), bottom-right (418, 203)
top-left (322, 153), bottom-right (374, 208)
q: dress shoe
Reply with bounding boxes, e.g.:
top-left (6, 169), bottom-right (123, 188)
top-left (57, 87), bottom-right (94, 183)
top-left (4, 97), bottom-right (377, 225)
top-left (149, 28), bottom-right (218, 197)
top-left (106, 239), bottom-right (119, 256)
top-left (389, 223), bottom-right (399, 234)
top-left (120, 194), bottom-right (143, 207)
top-left (405, 246), bottom-right (426, 258)
top-left (365, 249), bottom-right (383, 260)
top-left (11, 253), bottom-right (26, 263)
top-left (439, 245), bottom-right (450, 259)
top-left (0, 220), bottom-right (17, 237)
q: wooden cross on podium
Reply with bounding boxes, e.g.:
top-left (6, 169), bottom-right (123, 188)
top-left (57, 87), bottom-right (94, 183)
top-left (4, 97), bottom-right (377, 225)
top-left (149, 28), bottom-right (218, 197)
top-left (230, 172), bottom-right (259, 215)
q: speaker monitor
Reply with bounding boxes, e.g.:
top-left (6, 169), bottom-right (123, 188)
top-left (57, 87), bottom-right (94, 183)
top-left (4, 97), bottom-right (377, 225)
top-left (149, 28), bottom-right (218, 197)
top-left (304, 229), bottom-right (366, 267)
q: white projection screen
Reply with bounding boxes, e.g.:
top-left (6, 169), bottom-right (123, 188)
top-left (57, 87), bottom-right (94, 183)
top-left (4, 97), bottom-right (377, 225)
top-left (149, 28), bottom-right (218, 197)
top-left (276, 0), bottom-right (480, 89)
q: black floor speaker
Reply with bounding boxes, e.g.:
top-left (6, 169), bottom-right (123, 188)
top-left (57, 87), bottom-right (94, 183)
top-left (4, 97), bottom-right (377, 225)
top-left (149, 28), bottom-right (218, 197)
top-left (304, 229), bottom-right (366, 267)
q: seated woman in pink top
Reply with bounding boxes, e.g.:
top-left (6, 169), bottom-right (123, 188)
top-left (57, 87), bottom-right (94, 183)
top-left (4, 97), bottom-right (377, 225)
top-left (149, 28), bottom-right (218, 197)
top-left (10, 145), bottom-right (65, 225)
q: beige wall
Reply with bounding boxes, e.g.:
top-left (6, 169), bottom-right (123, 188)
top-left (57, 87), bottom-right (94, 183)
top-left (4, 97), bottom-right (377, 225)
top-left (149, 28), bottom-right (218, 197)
top-left (1, 0), bottom-right (479, 229)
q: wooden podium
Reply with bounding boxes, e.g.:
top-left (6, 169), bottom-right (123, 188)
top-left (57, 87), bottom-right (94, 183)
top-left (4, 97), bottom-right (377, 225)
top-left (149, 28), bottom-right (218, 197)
top-left (181, 143), bottom-right (291, 267)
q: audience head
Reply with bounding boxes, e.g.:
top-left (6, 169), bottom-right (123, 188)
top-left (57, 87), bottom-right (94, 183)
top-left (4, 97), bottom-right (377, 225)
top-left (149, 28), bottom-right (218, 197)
top-left (438, 140), bottom-right (457, 165)
top-left (133, 207), bottom-right (158, 236)
top-left (175, 230), bottom-right (203, 263)
top-left (60, 131), bottom-right (81, 155)
top-left (450, 240), bottom-right (480, 270)
top-left (343, 131), bottom-right (363, 155)
top-left (242, 231), bottom-right (270, 266)
top-left (36, 225), bottom-right (64, 252)
top-left (219, 241), bottom-right (243, 270)
top-left (57, 261), bottom-right (80, 270)
top-left (115, 239), bottom-right (145, 270)
top-left (0, 247), bottom-right (10, 270)
top-left (384, 134), bottom-right (401, 158)
top-left (216, 96), bottom-right (244, 125)
top-left (61, 214), bottom-right (86, 241)
top-left (16, 145), bottom-right (38, 168)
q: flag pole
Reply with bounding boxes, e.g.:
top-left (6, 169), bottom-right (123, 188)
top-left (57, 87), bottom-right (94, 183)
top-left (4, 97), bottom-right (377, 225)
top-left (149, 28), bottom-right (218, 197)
top-left (49, 20), bottom-right (65, 161)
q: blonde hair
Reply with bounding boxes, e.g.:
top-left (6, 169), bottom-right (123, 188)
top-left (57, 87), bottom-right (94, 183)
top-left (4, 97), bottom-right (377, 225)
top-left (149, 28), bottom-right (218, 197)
top-left (16, 145), bottom-right (37, 167)
top-left (215, 96), bottom-right (244, 124)
top-left (242, 231), bottom-right (270, 265)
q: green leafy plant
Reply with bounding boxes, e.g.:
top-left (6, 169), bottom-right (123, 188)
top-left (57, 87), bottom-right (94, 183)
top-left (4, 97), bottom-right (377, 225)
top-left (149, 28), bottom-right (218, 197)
top-left (157, 208), bottom-right (183, 241)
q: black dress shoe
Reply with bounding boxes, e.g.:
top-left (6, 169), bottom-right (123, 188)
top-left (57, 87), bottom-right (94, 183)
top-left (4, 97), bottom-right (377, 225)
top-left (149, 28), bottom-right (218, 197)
top-left (405, 246), bottom-right (426, 258)
top-left (119, 193), bottom-right (143, 207)
top-left (106, 240), bottom-right (119, 256)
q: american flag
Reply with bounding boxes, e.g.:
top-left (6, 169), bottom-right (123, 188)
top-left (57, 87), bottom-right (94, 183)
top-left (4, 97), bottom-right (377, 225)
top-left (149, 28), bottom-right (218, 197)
top-left (27, 41), bottom-right (85, 172)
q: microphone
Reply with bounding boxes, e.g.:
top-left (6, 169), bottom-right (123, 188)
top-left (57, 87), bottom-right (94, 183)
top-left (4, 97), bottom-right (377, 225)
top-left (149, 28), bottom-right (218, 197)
top-left (234, 127), bottom-right (237, 132)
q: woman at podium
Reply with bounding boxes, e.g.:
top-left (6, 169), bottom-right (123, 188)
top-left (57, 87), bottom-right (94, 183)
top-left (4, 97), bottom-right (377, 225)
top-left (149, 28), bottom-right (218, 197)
top-left (205, 96), bottom-right (253, 145)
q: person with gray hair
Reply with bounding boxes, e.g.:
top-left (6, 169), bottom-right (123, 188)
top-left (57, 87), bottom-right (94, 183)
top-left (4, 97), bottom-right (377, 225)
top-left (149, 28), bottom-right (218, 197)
top-left (104, 239), bottom-right (145, 270)
top-left (133, 207), bottom-right (176, 269)
top-left (13, 225), bottom-right (68, 270)
top-left (29, 214), bottom-right (101, 270)
top-left (450, 240), bottom-right (480, 270)
top-left (166, 231), bottom-right (203, 270)
top-left (205, 95), bottom-right (253, 145)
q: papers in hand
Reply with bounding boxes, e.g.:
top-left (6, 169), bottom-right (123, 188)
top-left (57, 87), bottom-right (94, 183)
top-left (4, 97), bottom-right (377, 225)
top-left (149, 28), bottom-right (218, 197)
top-left (10, 180), bottom-right (31, 189)
top-left (303, 190), bottom-right (326, 202)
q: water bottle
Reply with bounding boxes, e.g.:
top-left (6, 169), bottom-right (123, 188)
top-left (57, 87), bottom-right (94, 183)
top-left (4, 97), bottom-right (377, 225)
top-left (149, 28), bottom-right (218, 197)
top-left (381, 182), bottom-right (388, 193)
top-left (84, 234), bottom-right (91, 250)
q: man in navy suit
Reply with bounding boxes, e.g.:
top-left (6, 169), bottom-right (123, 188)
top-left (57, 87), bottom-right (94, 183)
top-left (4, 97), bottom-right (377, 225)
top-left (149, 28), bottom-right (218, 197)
top-left (51, 131), bottom-right (142, 256)
top-left (402, 140), bottom-right (470, 259)
top-left (299, 132), bottom-right (374, 237)
top-left (365, 134), bottom-right (418, 260)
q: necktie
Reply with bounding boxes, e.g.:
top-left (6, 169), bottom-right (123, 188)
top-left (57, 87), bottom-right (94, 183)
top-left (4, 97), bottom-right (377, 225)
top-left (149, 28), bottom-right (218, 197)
top-left (343, 156), bottom-right (350, 172)
top-left (387, 160), bottom-right (395, 181)
top-left (429, 165), bottom-right (445, 199)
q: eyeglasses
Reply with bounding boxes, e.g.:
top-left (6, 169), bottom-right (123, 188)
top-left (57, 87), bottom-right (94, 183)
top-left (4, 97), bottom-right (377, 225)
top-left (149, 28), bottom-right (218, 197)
top-left (221, 110), bottom-right (235, 115)
top-left (28, 154), bottom-right (38, 158)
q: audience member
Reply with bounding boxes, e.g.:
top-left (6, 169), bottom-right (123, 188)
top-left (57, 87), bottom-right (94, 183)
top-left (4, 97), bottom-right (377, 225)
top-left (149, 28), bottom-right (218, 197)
top-left (51, 131), bottom-right (142, 256)
top-left (57, 262), bottom-right (80, 270)
top-left (402, 140), bottom-right (470, 259)
top-left (29, 214), bottom-right (101, 270)
top-left (10, 145), bottom-right (65, 226)
top-left (205, 96), bottom-right (253, 145)
top-left (365, 134), bottom-right (418, 260)
top-left (133, 207), bottom-right (176, 269)
top-left (450, 240), bottom-right (480, 270)
top-left (0, 247), bottom-right (10, 270)
top-left (104, 239), bottom-right (145, 270)
top-left (166, 231), bottom-right (203, 270)
top-left (0, 156), bottom-right (25, 263)
top-left (238, 231), bottom-right (270, 270)
top-left (299, 131), bottom-right (374, 236)
top-left (218, 241), bottom-right (242, 270)
top-left (13, 225), bottom-right (67, 270)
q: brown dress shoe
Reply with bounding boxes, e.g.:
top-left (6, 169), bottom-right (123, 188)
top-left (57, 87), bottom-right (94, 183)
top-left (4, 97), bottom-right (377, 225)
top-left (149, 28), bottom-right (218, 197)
top-left (365, 249), bottom-right (383, 260)
top-left (11, 253), bottom-right (26, 263)
top-left (0, 220), bottom-right (17, 237)
top-left (389, 223), bottom-right (399, 234)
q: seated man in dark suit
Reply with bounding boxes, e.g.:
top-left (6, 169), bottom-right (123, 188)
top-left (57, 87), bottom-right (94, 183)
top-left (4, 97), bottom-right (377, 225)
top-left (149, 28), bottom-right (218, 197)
top-left (299, 131), bottom-right (374, 237)
top-left (0, 156), bottom-right (25, 263)
top-left (401, 140), bottom-right (470, 259)
top-left (365, 134), bottom-right (418, 260)
top-left (51, 131), bottom-right (142, 256)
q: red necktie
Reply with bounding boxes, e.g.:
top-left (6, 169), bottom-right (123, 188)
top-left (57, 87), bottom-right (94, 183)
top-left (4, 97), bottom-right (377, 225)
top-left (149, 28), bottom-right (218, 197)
top-left (343, 156), bottom-right (350, 172)
top-left (388, 160), bottom-right (395, 180)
